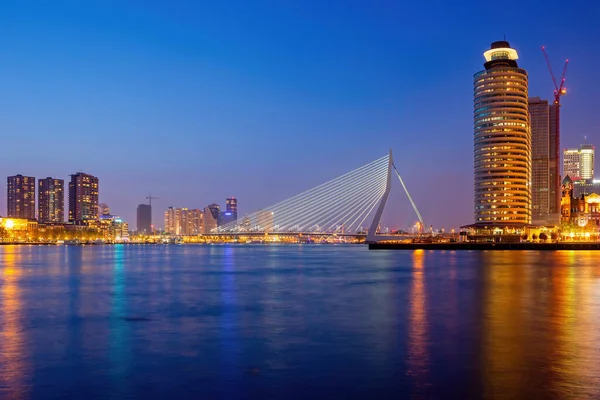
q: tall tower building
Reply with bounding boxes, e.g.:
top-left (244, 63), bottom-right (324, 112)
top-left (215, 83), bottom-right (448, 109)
top-left (580, 144), bottom-right (595, 179)
top-left (563, 144), bottom-right (595, 180)
top-left (563, 148), bottom-right (581, 179)
top-left (473, 41), bottom-right (531, 225)
top-left (529, 97), bottom-right (560, 224)
top-left (137, 204), bottom-right (152, 233)
top-left (226, 197), bottom-right (238, 218)
top-left (221, 197), bottom-right (238, 225)
top-left (7, 175), bottom-right (36, 219)
top-left (68, 172), bottom-right (99, 224)
top-left (38, 177), bottom-right (64, 223)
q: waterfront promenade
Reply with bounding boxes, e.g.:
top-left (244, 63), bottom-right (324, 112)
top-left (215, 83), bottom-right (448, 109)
top-left (369, 241), bottom-right (600, 250)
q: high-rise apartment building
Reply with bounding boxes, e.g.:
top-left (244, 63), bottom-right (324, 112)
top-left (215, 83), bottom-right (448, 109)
top-left (563, 144), bottom-right (595, 180)
top-left (164, 207), bottom-right (202, 235)
top-left (137, 204), bottom-right (152, 233)
top-left (38, 177), bottom-right (64, 223)
top-left (7, 175), bottom-right (36, 219)
top-left (68, 172), bottom-right (99, 224)
top-left (473, 41), bottom-right (531, 225)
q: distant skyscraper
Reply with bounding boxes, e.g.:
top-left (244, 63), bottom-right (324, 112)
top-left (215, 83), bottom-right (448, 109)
top-left (580, 144), bottom-right (595, 179)
top-left (38, 177), bottom-right (64, 223)
top-left (474, 41), bottom-right (530, 225)
top-left (529, 97), bottom-right (560, 223)
top-left (529, 97), bottom-right (550, 223)
top-left (68, 172), bottom-right (99, 224)
top-left (164, 207), bottom-right (176, 234)
top-left (221, 197), bottom-right (238, 225)
top-left (226, 197), bottom-right (238, 218)
top-left (203, 204), bottom-right (219, 233)
top-left (563, 148), bottom-right (581, 179)
top-left (563, 144), bottom-right (595, 181)
top-left (137, 204), bottom-right (152, 233)
top-left (7, 175), bottom-right (36, 219)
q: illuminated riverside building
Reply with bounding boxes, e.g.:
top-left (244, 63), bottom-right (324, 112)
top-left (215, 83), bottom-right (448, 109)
top-left (38, 178), bottom-right (64, 223)
top-left (573, 178), bottom-right (600, 198)
top-left (164, 207), bottom-right (202, 235)
top-left (473, 41), bottom-right (531, 226)
top-left (68, 172), bottom-right (99, 224)
top-left (561, 176), bottom-right (600, 228)
top-left (7, 175), bottom-right (36, 220)
top-left (563, 144), bottom-right (595, 181)
top-left (99, 214), bottom-right (129, 241)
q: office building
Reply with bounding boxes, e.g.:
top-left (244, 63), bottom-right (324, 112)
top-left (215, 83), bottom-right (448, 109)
top-left (564, 148), bottom-right (581, 180)
top-left (563, 144), bottom-right (595, 181)
top-left (220, 197), bottom-right (238, 226)
top-left (7, 175), bottom-right (36, 220)
top-left (473, 41), bottom-right (531, 225)
top-left (38, 177), bottom-right (64, 223)
top-left (529, 97), bottom-right (550, 223)
top-left (203, 204), bottom-right (219, 234)
top-left (226, 197), bottom-right (237, 218)
top-left (68, 172), bottom-right (99, 224)
top-left (137, 204), bottom-right (152, 234)
top-left (580, 144), bottom-right (595, 179)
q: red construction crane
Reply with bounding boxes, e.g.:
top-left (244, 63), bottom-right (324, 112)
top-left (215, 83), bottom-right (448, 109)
top-left (541, 46), bottom-right (569, 106)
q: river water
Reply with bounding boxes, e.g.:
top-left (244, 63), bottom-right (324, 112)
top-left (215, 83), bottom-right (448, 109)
top-left (0, 244), bottom-right (599, 399)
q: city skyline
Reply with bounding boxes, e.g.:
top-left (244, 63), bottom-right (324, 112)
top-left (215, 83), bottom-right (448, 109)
top-left (1, 1), bottom-right (599, 230)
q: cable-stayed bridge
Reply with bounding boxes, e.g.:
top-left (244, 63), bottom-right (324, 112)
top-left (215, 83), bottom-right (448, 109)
top-left (213, 150), bottom-right (427, 242)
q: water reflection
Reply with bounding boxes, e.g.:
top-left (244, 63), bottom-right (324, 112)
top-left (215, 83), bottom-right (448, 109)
top-left (407, 249), bottom-right (429, 395)
top-left (0, 247), bottom-right (30, 399)
top-left (109, 245), bottom-right (131, 396)
top-left (219, 245), bottom-right (238, 390)
top-left (480, 251), bottom-right (600, 399)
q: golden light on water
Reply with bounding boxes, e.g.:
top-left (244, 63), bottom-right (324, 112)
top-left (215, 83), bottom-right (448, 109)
top-left (0, 248), bottom-right (29, 399)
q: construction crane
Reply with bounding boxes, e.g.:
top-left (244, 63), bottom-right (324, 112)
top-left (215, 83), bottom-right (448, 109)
top-left (146, 195), bottom-right (159, 207)
top-left (541, 46), bottom-right (569, 106)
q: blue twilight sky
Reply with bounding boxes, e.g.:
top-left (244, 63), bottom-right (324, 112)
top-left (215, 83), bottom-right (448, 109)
top-left (0, 0), bottom-right (599, 230)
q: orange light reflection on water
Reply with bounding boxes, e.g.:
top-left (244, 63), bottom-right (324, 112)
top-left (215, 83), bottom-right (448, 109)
top-left (481, 250), bottom-right (600, 399)
top-left (407, 249), bottom-right (429, 395)
top-left (0, 247), bottom-right (29, 399)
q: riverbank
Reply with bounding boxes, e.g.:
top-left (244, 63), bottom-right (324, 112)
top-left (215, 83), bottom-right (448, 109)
top-left (368, 242), bottom-right (600, 250)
